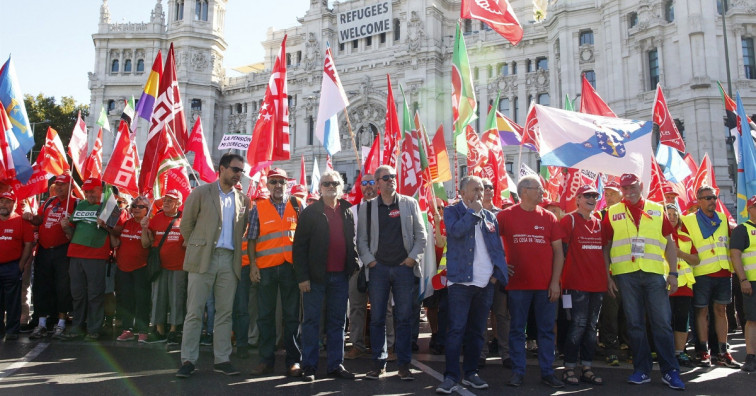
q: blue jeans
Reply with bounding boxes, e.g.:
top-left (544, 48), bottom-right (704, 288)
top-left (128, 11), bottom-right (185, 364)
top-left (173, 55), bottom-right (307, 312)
top-left (368, 262), bottom-right (415, 367)
top-left (563, 291), bottom-right (603, 367)
top-left (302, 272), bottom-right (349, 372)
top-left (615, 271), bottom-right (679, 374)
top-left (444, 282), bottom-right (494, 382)
top-left (258, 263), bottom-right (301, 367)
top-left (232, 265), bottom-right (251, 349)
top-left (508, 290), bottom-right (556, 376)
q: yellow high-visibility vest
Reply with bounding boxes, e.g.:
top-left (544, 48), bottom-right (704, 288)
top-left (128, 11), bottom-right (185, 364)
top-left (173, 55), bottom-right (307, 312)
top-left (608, 201), bottom-right (667, 275)
top-left (680, 212), bottom-right (732, 276)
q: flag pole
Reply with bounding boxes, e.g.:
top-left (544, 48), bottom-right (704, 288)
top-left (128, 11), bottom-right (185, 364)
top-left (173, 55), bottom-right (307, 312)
top-left (516, 144), bottom-right (523, 182)
top-left (344, 108), bottom-right (362, 168)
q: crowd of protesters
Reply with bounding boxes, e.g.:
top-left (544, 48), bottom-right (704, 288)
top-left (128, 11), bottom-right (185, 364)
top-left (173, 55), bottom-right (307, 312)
top-left (1, 153), bottom-right (755, 391)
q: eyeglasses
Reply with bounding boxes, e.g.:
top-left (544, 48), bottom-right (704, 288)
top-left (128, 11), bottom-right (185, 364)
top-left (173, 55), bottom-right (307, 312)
top-left (380, 174), bottom-right (397, 181)
top-left (229, 166), bottom-right (244, 173)
top-left (321, 181), bottom-right (340, 187)
top-left (483, 185), bottom-right (494, 191)
top-left (268, 179), bottom-right (286, 185)
top-left (131, 204), bottom-right (147, 209)
top-left (699, 196), bottom-right (718, 201)
top-left (361, 180), bottom-right (376, 186)
top-left (436, 207), bottom-right (444, 211)
top-left (582, 193), bottom-right (600, 199)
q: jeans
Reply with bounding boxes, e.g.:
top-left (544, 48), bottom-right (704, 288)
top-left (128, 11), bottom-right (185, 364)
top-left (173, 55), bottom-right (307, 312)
top-left (614, 271), bottom-right (679, 374)
top-left (368, 262), bottom-right (415, 367)
top-left (563, 291), bottom-right (603, 367)
top-left (115, 266), bottom-right (151, 333)
top-left (444, 282), bottom-right (494, 382)
top-left (302, 272), bottom-right (349, 372)
top-left (508, 290), bottom-right (556, 376)
top-left (233, 265), bottom-right (251, 349)
top-left (258, 263), bottom-right (301, 367)
top-left (0, 261), bottom-right (22, 335)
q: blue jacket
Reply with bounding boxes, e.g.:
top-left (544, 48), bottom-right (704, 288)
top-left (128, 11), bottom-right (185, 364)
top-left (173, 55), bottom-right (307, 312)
top-left (443, 201), bottom-right (508, 286)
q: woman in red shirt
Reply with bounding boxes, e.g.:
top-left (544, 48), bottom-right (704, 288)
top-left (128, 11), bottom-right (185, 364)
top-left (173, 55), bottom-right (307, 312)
top-left (112, 196), bottom-right (151, 342)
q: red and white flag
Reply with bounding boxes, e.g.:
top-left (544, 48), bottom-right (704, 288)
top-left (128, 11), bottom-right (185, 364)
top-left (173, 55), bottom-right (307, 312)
top-left (521, 102), bottom-right (541, 152)
top-left (68, 111), bottom-right (88, 178)
top-left (383, 74), bottom-right (401, 167)
top-left (481, 128), bottom-right (507, 207)
top-left (579, 73), bottom-right (616, 117)
top-left (298, 155), bottom-right (306, 188)
top-left (103, 120), bottom-right (140, 197)
top-left (37, 127), bottom-right (70, 176)
top-left (186, 116), bottom-right (216, 183)
top-left (247, 36), bottom-right (290, 175)
top-left (398, 130), bottom-right (422, 197)
top-left (460, 0), bottom-right (523, 45)
top-left (466, 125), bottom-right (488, 173)
top-left (652, 84), bottom-right (685, 152)
top-left (326, 154), bottom-right (333, 171)
top-left (0, 102), bottom-right (16, 181)
top-left (83, 128), bottom-right (103, 180)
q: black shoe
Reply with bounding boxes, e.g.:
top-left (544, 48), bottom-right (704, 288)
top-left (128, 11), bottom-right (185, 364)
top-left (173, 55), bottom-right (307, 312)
top-left (235, 347), bottom-right (250, 359)
top-left (214, 361), bottom-right (240, 376)
top-left (176, 361), bottom-right (196, 378)
top-left (199, 332), bottom-right (213, 346)
top-left (541, 374), bottom-right (565, 388)
top-left (19, 323), bottom-right (36, 333)
top-left (328, 365), bottom-right (355, 380)
top-left (398, 364), bottom-right (415, 381)
top-left (501, 357), bottom-right (513, 369)
top-left (302, 368), bottom-right (316, 382)
top-left (412, 341), bottom-right (419, 352)
top-left (508, 373), bottom-right (524, 387)
top-left (365, 367), bottom-right (386, 380)
top-left (4, 333), bottom-right (19, 341)
top-left (167, 331), bottom-right (181, 346)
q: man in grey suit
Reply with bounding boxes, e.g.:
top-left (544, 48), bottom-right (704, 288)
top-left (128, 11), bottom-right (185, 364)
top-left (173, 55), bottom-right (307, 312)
top-left (357, 165), bottom-right (426, 381)
top-left (176, 153), bottom-right (250, 378)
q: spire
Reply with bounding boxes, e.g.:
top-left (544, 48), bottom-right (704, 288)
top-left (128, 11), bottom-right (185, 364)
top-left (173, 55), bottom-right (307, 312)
top-left (151, 0), bottom-right (165, 24)
top-left (100, 0), bottom-right (111, 24)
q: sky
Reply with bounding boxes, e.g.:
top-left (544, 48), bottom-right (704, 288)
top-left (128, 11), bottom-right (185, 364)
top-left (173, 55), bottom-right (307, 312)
top-left (0, 0), bottom-right (316, 105)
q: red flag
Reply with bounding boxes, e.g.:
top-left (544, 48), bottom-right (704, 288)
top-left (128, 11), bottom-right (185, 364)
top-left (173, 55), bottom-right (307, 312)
top-left (247, 36), bottom-right (290, 174)
top-left (103, 121), bottom-right (140, 196)
top-left (68, 111), bottom-right (88, 178)
top-left (141, 43), bottom-right (188, 193)
top-left (431, 125), bottom-right (452, 183)
top-left (8, 163), bottom-right (48, 200)
top-left (383, 74), bottom-right (401, 167)
top-left (579, 73), bottom-right (616, 117)
top-left (364, 135), bottom-right (381, 176)
top-left (398, 130), bottom-right (421, 197)
top-left (83, 128), bottom-right (103, 180)
top-left (691, 153), bottom-right (717, 196)
top-left (186, 116), bottom-right (216, 183)
top-left (298, 155), bottom-right (306, 188)
top-left (465, 125), bottom-right (488, 173)
top-left (653, 84), bottom-right (685, 152)
top-left (521, 103), bottom-right (541, 152)
top-left (546, 167), bottom-right (565, 204)
top-left (480, 128), bottom-right (506, 207)
top-left (326, 155), bottom-right (333, 171)
top-left (37, 127), bottom-right (69, 176)
top-left (346, 172), bottom-right (363, 205)
top-left (460, 0), bottom-right (523, 45)
top-left (647, 158), bottom-right (667, 203)
top-left (0, 102), bottom-right (16, 180)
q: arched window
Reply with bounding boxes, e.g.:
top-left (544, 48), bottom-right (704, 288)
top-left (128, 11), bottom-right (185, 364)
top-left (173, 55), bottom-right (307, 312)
top-left (195, 0), bottom-right (208, 21)
top-left (393, 19), bottom-right (401, 41)
top-left (511, 62), bottom-right (517, 75)
top-left (191, 99), bottom-right (202, 111)
top-left (464, 19), bottom-right (472, 33)
top-left (136, 59), bottom-right (145, 72)
top-left (649, 49), bottom-right (660, 90)
top-left (513, 97), bottom-right (519, 123)
top-left (536, 57), bottom-right (548, 71)
top-left (236, 103), bottom-right (243, 114)
top-left (579, 30), bottom-right (594, 45)
top-left (107, 100), bottom-right (116, 112)
top-left (308, 116), bottom-right (314, 145)
top-left (111, 59), bottom-right (119, 73)
top-left (176, 0), bottom-right (184, 21)
top-left (583, 70), bottom-right (596, 88)
top-left (664, 1), bottom-right (675, 22)
top-left (498, 98), bottom-right (510, 118)
top-left (628, 12), bottom-right (638, 28)
top-left (537, 93), bottom-right (550, 106)
top-left (124, 59), bottom-right (132, 72)
top-left (500, 63), bottom-right (509, 76)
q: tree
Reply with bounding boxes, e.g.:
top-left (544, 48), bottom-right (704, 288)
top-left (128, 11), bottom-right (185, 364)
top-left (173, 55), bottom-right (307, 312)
top-left (23, 94), bottom-right (89, 161)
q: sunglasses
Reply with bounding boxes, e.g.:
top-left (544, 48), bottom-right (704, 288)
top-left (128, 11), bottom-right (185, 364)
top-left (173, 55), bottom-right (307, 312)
top-left (131, 204), bottom-right (147, 209)
top-left (380, 174), bottom-right (397, 181)
top-left (268, 179), bottom-right (286, 185)
top-left (483, 185), bottom-right (494, 190)
top-left (228, 166), bottom-right (244, 173)
top-left (436, 206), bottom-right (444, 211)
top-left (582, 193), bottom-right (600, 199)
top-left (699, 196), bottom-right (718, 201)
top-left (361, 180), bottom-right (376, 186)
top-left (321, 181), bottom-right (340, 187)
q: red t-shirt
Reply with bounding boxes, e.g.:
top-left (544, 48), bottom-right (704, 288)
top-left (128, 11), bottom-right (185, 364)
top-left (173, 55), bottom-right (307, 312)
top-left (601, 198), bottom-right (675, 244)
top-left (37, 196), bottom-right (76, 249)
top-left (0, 214), bottom-right (34, 262)
top-left (324, 205), bottom-right (346, 272)
top-left (497, 204), bottom-right (565, 290)
top-left (149, 212), bottom-right (185, 271)
top-left (560, 213), bottom-right (607, 292)
top-left (117, 218), bottom-right (149, 272)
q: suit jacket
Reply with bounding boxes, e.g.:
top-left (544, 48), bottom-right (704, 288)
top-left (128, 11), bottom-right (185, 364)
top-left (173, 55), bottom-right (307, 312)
top-left (180, 182), bottom-right (250, 279)
top-left (356, 193), bottom-right (426, 277)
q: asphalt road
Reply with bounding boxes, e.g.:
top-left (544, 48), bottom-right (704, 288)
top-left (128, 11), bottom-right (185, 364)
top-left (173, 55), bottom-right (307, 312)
top-left (0, 325), bottom-right (754, 395)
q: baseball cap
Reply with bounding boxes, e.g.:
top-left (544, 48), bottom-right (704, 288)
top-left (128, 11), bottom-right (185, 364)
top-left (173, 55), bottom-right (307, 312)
top-left (501, 197), bottom-right (514, 207)
top-left (291, 184), bottom-right (307, 198)
top-left (82, 178), bottom-right (102, 191)
top-left (748, 195), bottom-right (756, 208)
top-left (268, 168), bottom-right (287, 179)
top-left (0, 191), bottom-right (16, 202)
top-left (604, 181), bottom-right (620, 191)
top-left (663, 185), bottom-right (678, 196)
top-left (54, 173), bottom-right (72, 185)
top-left (576, 185), bottom-right (599, 196)
top-left (164, 189), bottom-right (183, 201)
top-left (306, 192), bottom-right (320, 202)
top-left (619, 173), bottom-right (640, 187)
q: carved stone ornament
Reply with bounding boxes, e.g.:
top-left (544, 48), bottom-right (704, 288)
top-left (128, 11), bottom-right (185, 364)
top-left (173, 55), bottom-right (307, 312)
top-left (579, 46), bottom-right (594, 64)
top-left (407, 12), bottom-right (425, 52)
top-left (304, 33), bottom-right (321, 72)
top-left (731, 0), bottom-right (756, 13)
top-left (535, 69), bottom-right (549, 91)
top-left (228, 113), bottom-right (246, 133)
top-left (191, 51), bottom-right (209, 72)
top-left (100, 0), bottom-right (111, 24)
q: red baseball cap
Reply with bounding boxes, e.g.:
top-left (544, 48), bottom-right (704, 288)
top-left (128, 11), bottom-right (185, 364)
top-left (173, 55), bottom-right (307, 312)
top-left (604, 181), bottom-right (620, 191)
top-left (306, 192), bottom-right (320, 202)
top-left (268, 168), bottom-right (287, 179)
top-left (164, 189), bottom-right (183, 201)
top-left (54, 173), bottom-right (72, 185)
top-left (501, 197), bottom-right (514, 207)
top-left (576, 185), bottom-right (598, 196)
top-left (663, 185), bottom-right (678, 196)
top-left (748, 195), bottom-right (756, 208)
top-left (291, 184), bottom-right (307, 198)
top-left (620, 173), bottom-right (640, 187)
top-left (0, 191), bottom-right (16, 202)
top-left (82, 178), bottom-right (102, 191)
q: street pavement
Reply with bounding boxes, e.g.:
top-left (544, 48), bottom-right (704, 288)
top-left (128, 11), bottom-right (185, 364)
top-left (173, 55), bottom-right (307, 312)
top-left (0, 325), bottom-right (754, 395)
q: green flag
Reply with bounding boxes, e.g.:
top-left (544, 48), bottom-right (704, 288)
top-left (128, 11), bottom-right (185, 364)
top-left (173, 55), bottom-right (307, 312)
top-left (97, 106), bottom-right (111, 133)
top-left (564, 94), bottom-right (575, 111)
top-left (452, 22), bottom-right (477, 155)
top-left (485, 92), bottom-right (500, 135)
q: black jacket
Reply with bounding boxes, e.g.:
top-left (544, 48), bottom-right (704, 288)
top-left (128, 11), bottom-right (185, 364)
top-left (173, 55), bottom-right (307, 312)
top-left (293, 198), bottom-right (359, 284)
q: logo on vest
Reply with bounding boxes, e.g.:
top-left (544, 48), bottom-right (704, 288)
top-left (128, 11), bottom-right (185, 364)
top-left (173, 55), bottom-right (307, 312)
top-left (612, 213), bottom-right (626, 221)
top-left (646, 210), bottom-right (661, 217)
top-left (389, 209), bottom-right (400, 218)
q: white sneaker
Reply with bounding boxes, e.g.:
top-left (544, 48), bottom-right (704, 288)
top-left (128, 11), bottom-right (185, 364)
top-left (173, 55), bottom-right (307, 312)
top-left (29, 325), bottom-right (47, 339)
top-left (51, 325), bottom-right (66, 340)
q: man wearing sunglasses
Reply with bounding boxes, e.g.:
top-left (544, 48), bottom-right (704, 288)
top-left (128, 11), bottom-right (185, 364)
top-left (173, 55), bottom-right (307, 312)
top-left (293, 170), bottom-right (359, 381)
top-left (177, 153), bottom-right (250, 378)
top-left (357, 165), bottom-right (427, 381)
top-left (248, 167), bottom-right (304, 378)
top-left (602, 173), bottom-right (683, 390)
top-left (679, 185), bottom-right (739, 369)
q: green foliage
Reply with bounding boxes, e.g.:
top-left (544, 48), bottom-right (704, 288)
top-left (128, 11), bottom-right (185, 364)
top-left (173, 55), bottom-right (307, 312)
top-left (23, 93), bottom-right (89, 161)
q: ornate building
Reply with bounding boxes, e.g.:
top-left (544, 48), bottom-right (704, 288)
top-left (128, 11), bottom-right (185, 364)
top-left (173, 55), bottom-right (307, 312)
top-left (90, 0), bottom-right (756, 200)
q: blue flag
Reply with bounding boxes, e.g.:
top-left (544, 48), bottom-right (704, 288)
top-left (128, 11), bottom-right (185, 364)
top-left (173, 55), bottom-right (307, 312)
top-left (655, 143), bottom-right (691, 183)
top-left (0, 56), bottom-right (34, 182)
top-left (736, 92), bottom-right (756, 223)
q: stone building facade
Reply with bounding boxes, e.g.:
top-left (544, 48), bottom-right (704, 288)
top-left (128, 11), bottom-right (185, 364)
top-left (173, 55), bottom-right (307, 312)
top-left (90, 0), bottom-right (756, 200)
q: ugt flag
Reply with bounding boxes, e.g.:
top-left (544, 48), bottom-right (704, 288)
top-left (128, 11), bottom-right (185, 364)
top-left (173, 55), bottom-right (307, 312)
top-left (534, 105), bottom-right (653, 181)
top-left (315, 44), bottom-right (349, 156)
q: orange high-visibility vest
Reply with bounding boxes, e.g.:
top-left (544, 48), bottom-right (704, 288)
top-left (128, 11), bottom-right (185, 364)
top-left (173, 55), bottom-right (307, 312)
top-left (254, 199), bottom-right (297, 269)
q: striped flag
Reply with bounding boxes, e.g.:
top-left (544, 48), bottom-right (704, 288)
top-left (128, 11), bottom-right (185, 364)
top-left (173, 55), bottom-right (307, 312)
top-left (136, 51), bottom-right (163, 121)
top-left (315, 43), bottom-right (349, 156)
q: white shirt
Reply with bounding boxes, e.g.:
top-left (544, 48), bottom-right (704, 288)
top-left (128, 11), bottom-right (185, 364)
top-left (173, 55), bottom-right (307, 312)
top-left (447, 202), bottom-right (494, 288)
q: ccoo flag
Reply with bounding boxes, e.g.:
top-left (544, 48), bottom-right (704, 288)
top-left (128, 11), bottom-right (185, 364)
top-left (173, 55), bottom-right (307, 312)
top-left (315, 44), bottom-right (349, 156)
